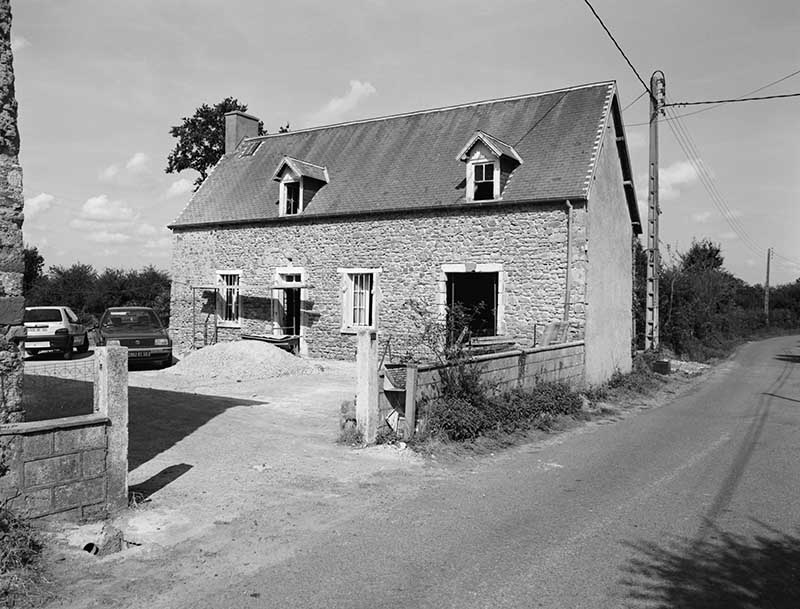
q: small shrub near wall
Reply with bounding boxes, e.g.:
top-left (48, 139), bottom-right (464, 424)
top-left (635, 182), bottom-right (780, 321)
top-left (419, 377), bottom-right (583, 442)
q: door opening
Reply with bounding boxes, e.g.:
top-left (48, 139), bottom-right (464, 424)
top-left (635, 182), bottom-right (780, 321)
top-left (446, 272), bottom-right (498, 338)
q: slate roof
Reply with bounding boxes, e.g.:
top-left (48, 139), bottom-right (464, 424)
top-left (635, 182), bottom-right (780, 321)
top-left (171, 81), bottom-right (639, 229)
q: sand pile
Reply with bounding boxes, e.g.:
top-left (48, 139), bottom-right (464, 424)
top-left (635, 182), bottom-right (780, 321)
top-left (167, 340), bottom-right (321, 381)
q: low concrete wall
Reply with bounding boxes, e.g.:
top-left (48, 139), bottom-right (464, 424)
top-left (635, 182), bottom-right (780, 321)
top-left (0, 346), bottom-right (128, 520)
top-left (378, 342), bottom-right (585, 436)
top-left (415, 341), bottom-right (585, 400)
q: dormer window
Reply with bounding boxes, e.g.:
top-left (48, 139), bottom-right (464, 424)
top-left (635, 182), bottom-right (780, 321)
top-left (284, 181), bottom-right (301, 215)
top-left (272, 156), bottom-right (330, 217)
top-left (473, 162), bottom-right (495, 201)
top-left (457, 130), bottom-right (523, 203)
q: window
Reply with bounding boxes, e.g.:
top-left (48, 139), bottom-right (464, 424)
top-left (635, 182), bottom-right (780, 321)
top-left (339, 269), bottom-right (379, 331)
top-left (284, 182), bottom-right (301, 215)
top-left (240, 141), bottom-right (261, 157)
top-left (279, 273), bottom-right (302, 335)
top-left (446, 272), bottom-right (498, 337)
top-left (473, 162), bottom-right (495, 201)
top-left (217, 271), bottom-right (241, 325)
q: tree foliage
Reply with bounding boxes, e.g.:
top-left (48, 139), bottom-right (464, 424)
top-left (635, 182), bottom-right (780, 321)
top-left (633, 237), bottom-right (800, 360)
top-left (26, 262), bottom-right (171, 326)
top-left (165, 97), bottom-right (264, 190)
top-left (22, 245), bottom-right (44, 294)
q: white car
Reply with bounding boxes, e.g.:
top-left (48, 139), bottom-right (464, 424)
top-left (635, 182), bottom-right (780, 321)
top-left (23, 306), bottom-right (89, 359)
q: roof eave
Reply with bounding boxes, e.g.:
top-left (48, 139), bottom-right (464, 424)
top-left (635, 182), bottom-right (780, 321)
top-left (168, 196), bottom-right (587, 231)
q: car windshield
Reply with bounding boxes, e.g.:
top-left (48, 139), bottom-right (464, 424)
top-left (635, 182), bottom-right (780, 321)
top-left (101, 310), bottom-right (162, 330)
top-left (24, 309), bottom-right (63, 323)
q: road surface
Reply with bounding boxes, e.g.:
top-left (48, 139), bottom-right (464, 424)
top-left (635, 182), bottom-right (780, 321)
top-left (46, 335), bottom-right (800, 608)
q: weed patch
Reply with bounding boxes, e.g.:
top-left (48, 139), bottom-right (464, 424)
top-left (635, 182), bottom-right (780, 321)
top-left (0, 506), bottom-right (44, 606)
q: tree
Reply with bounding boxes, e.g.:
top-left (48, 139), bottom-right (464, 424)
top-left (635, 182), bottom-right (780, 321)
top-left (23, 245), bottom-right (44, 295)
top-left (165, 97), bottom-right (264, 190)
top-left (680, 238), bottom-right (724, 272)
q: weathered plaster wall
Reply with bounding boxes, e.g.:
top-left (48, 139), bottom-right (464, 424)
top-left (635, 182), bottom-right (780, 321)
top-left (170, 203), bottom-right (589, 360)
top-left (584, 120), bottom-right (634, 384)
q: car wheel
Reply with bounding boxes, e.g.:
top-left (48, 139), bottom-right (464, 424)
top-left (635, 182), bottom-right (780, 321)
top-left (76, 333), bottom-right (90, 353)
top-left (25, 348), bottom-right (39, 357)
top-left (63, 348), bottom-right (72, 360)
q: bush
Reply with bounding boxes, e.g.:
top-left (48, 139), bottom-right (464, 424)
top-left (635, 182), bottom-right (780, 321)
top-left (421, 380), bottom-right (583, 442)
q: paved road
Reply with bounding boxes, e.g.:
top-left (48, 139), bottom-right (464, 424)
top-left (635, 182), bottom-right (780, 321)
top-left (186, 335), bottom-right (800, 609)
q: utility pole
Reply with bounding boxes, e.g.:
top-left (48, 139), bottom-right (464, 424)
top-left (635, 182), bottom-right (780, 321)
top-left (764, 247), bottom-right (771, 326)
top-left (645, 71), bottom-right (666, 351)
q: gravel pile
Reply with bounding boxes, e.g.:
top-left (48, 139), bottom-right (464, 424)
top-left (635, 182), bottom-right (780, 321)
top-left (167, 340), bottom-right (322, 381)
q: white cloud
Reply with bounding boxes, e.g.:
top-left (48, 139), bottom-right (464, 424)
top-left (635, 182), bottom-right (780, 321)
top-left (636, 160), bottom-right (699, 203)
top-left (165, 178), bottom-right (194, 198)
top-left (88, 231), bottom-right (132, 244)
top-left (98, 152), bottom-right (150, 182)
top-left (144, 237), bottom-right (172, 250)
top-left (659, 161), bottom-right (699, 201)
top-left (99, 164), bottom-right (120, 181)
top-left (136, 223), bottom-right (158, 236)
top-left (24, 192), bottom-right (55, 219)
top-left (79, 194), bottom-right (134, 222)
top-left (11, 35), bottom-right (30, 53)
top-left (307, 80), bottom-right (377, 126)
top-left (691, 210), bottom-right (712, 223)
top-left (125, 152), bottom-right (149, 173)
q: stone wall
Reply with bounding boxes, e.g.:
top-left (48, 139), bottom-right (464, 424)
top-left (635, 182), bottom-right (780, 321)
top-left (0, 0), bottom-right (25, 426)
top-left (0, 346), bottom-right (129, 520)
top-left (0, 416), bottom-right (111, 519)
top-left (170, 202), bottom-right (589, 360)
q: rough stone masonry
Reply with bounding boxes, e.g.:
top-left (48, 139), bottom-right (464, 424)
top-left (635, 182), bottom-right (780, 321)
top-left (0, 0), bottom-right (25, 425)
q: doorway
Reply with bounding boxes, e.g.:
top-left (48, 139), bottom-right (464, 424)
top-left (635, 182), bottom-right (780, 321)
top-left (446, 272), bottom-right (498, 338)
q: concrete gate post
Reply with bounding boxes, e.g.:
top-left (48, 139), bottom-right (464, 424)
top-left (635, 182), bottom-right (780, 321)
top-left (94, 345), bottom-right (129, 512)
top-left (355, 329), bottom-right (379, 444)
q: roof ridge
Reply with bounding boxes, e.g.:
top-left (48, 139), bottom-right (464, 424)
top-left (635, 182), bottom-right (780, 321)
top-left (243, 80), bottom-right (616, 142)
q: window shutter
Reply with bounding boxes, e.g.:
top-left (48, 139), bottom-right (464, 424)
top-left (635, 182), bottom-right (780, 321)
top-left (341, 273), bottom-right (350, 329)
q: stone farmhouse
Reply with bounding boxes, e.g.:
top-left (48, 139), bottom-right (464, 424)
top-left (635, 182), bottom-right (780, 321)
top-left (168, 81), bottom-right (642, 384)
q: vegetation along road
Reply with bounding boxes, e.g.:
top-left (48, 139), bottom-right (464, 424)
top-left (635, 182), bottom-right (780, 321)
top-left (47, 335), bottom-right (800, 608)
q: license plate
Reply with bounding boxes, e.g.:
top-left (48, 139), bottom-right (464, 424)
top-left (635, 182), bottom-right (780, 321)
top-left (26, 341), bottom-right (49, 348)
top-left (130, 351), bottom-right (150, 358)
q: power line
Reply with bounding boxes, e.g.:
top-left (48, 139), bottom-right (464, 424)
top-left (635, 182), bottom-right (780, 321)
top-left (662, 101), bottom-right (800, 269)
top-left (622, 90), bottom-right (647, 112)
top-left (666, 92), bottom-right (800, 107)
top-left (625, 67), bottom-right (800, 126)
top-left (581, 0), bottom-right (652, 98)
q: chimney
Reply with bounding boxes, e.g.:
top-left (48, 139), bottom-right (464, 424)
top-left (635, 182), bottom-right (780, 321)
top-left (224, 111), bottom-right (261, 155)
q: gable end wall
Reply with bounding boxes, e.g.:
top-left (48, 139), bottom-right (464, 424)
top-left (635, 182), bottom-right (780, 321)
top-left (584, 121), bottom-right (634, 384)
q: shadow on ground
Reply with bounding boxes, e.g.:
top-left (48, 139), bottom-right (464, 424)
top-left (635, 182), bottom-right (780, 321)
top-left (128, 386), bottom-right (263, 470)
top-left (619, 521), bottom-right (800, 608)
top-left (774, 354), bottom-right (800, 363)
top-left (22, 376), bottom-right (263, 471)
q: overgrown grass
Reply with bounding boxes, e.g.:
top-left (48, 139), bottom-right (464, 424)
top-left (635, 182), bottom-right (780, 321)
top-left (0, 506), bottom-right (44, 607)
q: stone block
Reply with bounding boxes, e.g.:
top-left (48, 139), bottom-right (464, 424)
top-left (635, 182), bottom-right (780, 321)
top-left (82, 448), bottom-right (106, 477)
top-left (54, 425), bottom-right (106, 453)
top-left (11, 488), bottom-right (52, 518)
top-left (53, 477), bottom-right (106, 511)
top-left (22, 431), bottom-right (53, 460)
top-left (24, 454), bottom-right (80, 487)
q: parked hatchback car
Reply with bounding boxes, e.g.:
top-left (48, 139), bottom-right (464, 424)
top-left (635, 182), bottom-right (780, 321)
top-left (23, 306), bottom-right (89, 358)
top-left (95, 307), bottom-right (172, 368)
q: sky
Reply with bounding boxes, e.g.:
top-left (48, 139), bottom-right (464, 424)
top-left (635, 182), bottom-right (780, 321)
top-left (10, 0), bottom-right (800, 285)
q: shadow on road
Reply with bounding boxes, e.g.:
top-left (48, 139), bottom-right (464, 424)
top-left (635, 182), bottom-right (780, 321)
top-left (129, 463), bottom-right (193, 502)
top-left (128, 386), bottom-right (263, 470)
top-left (774, 354), bottom-right (800, 363)
top-left (619, 521), bottom-right (800, 608)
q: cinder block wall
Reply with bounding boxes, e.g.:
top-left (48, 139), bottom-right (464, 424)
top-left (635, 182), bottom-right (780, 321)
top-left (414, 341), bottom-right (586, 403)
top-left (170, 203), bottom-right (589, 360)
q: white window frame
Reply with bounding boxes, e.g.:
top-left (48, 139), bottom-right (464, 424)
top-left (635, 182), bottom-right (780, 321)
top-left (466, 145), bottom-right (500, 202)
top-left (216, 269), bottom-right (241, 327)
top-left (437, 263), bottom-right (506, 336)
top-left (338, 268), bottom-right (381, 334)
top-left (279, 174), bottom-right (303, 216)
